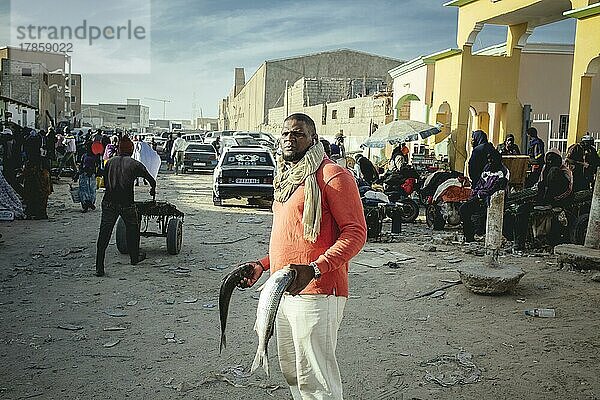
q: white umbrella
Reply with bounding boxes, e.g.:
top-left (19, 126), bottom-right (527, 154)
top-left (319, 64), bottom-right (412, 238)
top-left (362, 120), bottom-right (442, 148)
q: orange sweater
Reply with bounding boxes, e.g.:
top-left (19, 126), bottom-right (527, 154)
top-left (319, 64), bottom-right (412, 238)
top-left (259, 159), bottom-right (367, 297)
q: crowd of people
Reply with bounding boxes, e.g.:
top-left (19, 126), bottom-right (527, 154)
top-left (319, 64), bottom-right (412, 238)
top-left (0, 125), bottom-right (164, 219)
top-left (461, 127), bottom-right (599, 250)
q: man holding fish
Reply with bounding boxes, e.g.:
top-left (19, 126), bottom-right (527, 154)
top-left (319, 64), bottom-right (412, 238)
top-left (224, 113), bottom-right (367, 400)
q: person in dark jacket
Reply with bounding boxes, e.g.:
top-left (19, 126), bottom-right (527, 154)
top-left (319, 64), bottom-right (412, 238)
top-left (460, 149), bottom-right (509, 242)
top-left (509, 149), bottom-right (572, 251)
top-left (468, 130), bottom-right (495, 188)
top-left (320, 139), bottom-right (332, 158)
top-left (74, 141), bottom-right (99, 212)
top-left (526, 127), bottom-right (545, 187)
top-left (22, 129), bottom-right (53, 219)
top-left (95, 136), bottom-right (157, 277)
top-left (581, 134), bottom-right (599, 188)
top-left (355, 153), bottom-right (379, 185)
top-left (498, 134), bottom-right (520, 155)
top-left (165, 134), bottom-right (175, 171)
top-left (537, 150), bottom-right (572, 204)
top-left (566, 143), bottom-right (588, 193)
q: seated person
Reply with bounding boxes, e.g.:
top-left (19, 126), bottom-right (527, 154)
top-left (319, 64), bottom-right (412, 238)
top-left (537, 149), bottom-right (573, 205)
top-left (565, 144), bottom-right (588, 193)
top-left (354, 153), bottom-right (379, 185)
top-left (459, 149), bottom-right (509, 242)
top-left (507, 149), bottom-right (573, 251)
top-left (388, 145), bottom-right (405, 172)
top-left (498, 134), bottom-right (521, 155)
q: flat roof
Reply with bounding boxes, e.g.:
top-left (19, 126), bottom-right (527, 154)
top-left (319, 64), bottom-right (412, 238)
top-left (0, 95), bottom-right (37, 109)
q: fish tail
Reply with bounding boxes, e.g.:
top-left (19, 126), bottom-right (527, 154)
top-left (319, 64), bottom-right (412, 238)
top-left (251, 347), bottom-right (269, 377)
top-left (219, 332), bottom-right (226, 354)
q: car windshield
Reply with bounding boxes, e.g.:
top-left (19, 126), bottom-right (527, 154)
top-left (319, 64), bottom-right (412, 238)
top-left (236, 137), bottom-right (259, 146)
top-left (222, 151), bottom-right (273, 166)
top-left (187, 144), bottom-right (215, 152)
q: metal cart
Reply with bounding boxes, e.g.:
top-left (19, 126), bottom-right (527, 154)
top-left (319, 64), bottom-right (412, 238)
top-left (116, 200), bottom-right (184, 255)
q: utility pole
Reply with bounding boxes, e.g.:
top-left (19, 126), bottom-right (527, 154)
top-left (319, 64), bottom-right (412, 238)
top-left (144, 97), bottom-right (171, 119)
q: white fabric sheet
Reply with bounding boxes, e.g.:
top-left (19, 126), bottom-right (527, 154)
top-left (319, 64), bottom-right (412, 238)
top-left (133, 141), bottom-right (161, 180)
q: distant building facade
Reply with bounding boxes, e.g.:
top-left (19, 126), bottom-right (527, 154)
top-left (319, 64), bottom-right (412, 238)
top-left (0, 95), bottom-right (37, 129)
top-left (195, 117), bottom-right (218, 131)
top-left (219, 49), bottom-right (402, 133)
top-left (82, 98), bottom-right (149, 132)
top-left (0, 47), bottom-right (75, 130)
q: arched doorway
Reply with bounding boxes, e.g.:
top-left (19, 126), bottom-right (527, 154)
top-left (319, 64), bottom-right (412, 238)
top-left (395, 93), bottom-right (420, 120)
top-left (586, 56), bottom-right (600, 146)
top-left (436, 102), bottom-right (452, 142)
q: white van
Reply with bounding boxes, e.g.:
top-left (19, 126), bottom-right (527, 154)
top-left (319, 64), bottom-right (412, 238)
top-left (203, 130), bottom-right (237, 144)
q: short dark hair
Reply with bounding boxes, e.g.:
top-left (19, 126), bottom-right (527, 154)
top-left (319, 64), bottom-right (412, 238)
top-left (320, 139), bottom-right (332, 157)
top-left (284, 113), bottom-right (317, 137)
top-left (527, 127), bottom-right (538, 137)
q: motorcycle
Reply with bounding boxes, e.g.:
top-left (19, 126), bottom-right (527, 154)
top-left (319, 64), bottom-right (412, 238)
top-left (420, 170), bottom-right (472, 230)
top-left (375, 167), bottom-right (421, 223)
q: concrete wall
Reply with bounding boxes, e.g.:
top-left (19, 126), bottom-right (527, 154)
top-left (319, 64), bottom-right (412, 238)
top-left (1, 47), bottom-right (67, 72)
top-left (6, 102), bottom-right (36, 129)
top-left (267, 94), bottom-right (392, 152)
top-left (265, 50), bottom-right (400, 116)
top-left (224, 64), bottom-right (267, 131)
top-left (221, 49), bottom-right (402, 131)
top-left (391, 63), bottom-right (431, 122)
top-left (70, 74), bottom-right (82, 117)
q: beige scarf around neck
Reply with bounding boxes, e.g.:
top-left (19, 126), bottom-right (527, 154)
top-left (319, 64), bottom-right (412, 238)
top-left (273, 142), bottom-right (325, 242)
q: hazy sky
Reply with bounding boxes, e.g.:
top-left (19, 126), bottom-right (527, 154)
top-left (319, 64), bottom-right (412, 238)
top-left (1, 0), bottom-right (575, 120)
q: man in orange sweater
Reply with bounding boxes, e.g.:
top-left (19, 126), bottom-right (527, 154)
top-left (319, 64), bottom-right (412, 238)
top-left (236, 113), bottom-right (367, 399)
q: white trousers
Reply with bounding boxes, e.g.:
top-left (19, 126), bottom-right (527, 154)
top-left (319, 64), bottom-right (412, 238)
top-left (276, 294), bottom-right (346, 400)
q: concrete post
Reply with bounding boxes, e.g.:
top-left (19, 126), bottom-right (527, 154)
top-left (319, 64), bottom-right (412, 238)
top-left (458, 188), bottom-right (524, 294)
top-left (554, 169), bottom-right (600, 269)
top-left (584, 170), bottom-right (600, 249)
top-left (485, 190), bottom-right (505, 260)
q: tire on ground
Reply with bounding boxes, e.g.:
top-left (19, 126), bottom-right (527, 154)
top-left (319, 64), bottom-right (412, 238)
top-left (400, 199), bottom-right (420, 223)
top-left (116, 217), bottom-right (128, 254)
top-left (426, 205), bottom-right (445, 230)
top-left (166, 218), bottom-right (183, 255)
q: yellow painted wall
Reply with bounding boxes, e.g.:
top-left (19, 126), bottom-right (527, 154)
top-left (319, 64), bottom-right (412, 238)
top-left (430, 48), bottom-right (524, 171)
top-left (430, 54), bottom-right (463, 169)
top-left (567, 13), bottom-right (600, 144)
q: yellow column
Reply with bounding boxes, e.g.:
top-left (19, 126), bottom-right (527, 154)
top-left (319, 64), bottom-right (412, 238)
top-left (507, 23), bottom-right (529, 57)
top-left (565, 6), bottom-right (600, 145)
top-left (498, 102), bottom-right (525, 147)
top-left (568, 74), bottom-right (593, 146)
top-left (451, 99), bottom-right (471, 172)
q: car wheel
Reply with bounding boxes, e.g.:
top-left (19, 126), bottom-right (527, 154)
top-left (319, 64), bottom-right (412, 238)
top-left (213, 196), bottom-right (222, 206)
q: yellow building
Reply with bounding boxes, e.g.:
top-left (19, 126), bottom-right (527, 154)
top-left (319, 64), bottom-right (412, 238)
top-left (427, 0), bottom-right (600, 172)
top-left (390, 43), bottom-right (600, 161)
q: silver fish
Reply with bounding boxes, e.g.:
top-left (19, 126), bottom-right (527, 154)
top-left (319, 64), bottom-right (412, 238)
top-left (251, 267), bottom-right (296, 376)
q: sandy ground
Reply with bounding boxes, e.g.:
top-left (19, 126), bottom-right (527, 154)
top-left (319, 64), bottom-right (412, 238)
top-left (1, 168), bottom-right (599, 400)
